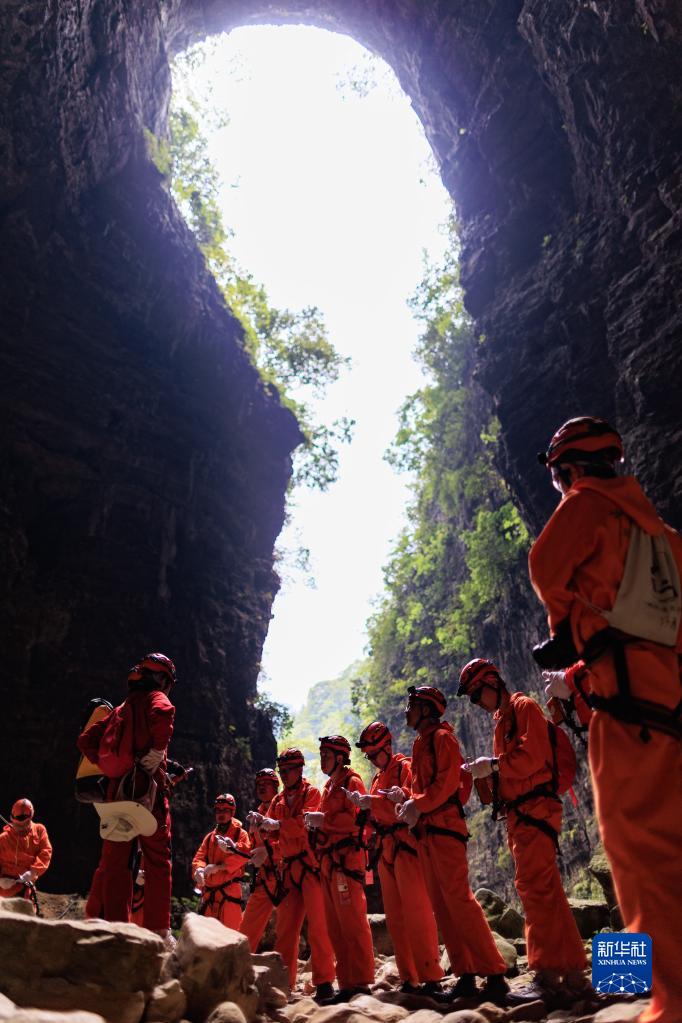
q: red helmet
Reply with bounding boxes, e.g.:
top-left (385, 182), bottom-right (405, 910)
top-left (356, 721), bottom-right (392, 753)
top-left (215, 793), bottom-right (236, 808)
top-left (407, 685), bottom-right (447, 716)
top-left (11, 798), bottom-right (34, 821)
top-left (539, 417), bottom-right (623, 468)
top-left (318, 735), bottom-right (352, 755)
top-left (138, 653), bottom-right (177, 684)
top-left (457, 658), bottom-right (503, 697)
top-left (255, 768), bottom-right (279, 788)
top-left (276, 747), bottom-right (305, 769)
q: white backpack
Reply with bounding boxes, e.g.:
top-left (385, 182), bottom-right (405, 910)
top-left (583, 524), bottom-right (681, 646)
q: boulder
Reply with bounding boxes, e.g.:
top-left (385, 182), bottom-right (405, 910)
top-left (473, 1004), bottom-right (506, 1023)
top-left (0, 997), bottom-right (14, 1020)
top-left (251, 951), bottom-right (290, 1002)
top-left (593, 1004), bottom-right (649, 1023)
top-left (170, 914), bottom-right (257, 1023)
top-left (403, 1012), bottom-right (443, 1023)
top-left (0, 911), bottom-right (164, 1023)
top-left (0, 899), bottom-right (35, 917)
top-left (505, 1001), bottom-right (547, 1022)
top-left (7, 1014), bottom-right (106, 1023)
top-left (205, 1004), bottom-right (247, 1023)
top-left (440, 1013), bottom-right (487, 1023)
top-left (441, 934), bottom-right (516, 977)
top-left (143, 980), bottom-right (187, 1023)
top-left (568, 899), bottom-right (611, 938)
top-left (348, 995), bottom-right (409, 1021)
top-left (368, 916), bottom-right (394, 958)
top-left (473, 891), bottom-right (524, 940)
top-left (278, 997), bottom-right (318, 1023)
top-left (307, 1010), bottom-right (369, 1023)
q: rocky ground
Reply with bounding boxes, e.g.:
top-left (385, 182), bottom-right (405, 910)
top-left (0, 896), bottom-right (647, 1023)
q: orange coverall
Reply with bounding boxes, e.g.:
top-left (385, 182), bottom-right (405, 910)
top-left (0, 822), bottom-right (52, 902)
top-left (530, 475), bottom-right (682, 1023)
top-left (192, 819), bottom-right (251, 930)
top-left (269, 780), bottom-right (335, 989)
top-left (411, 720), bottom-right (506, 977)
top-left (493, 693), bottom-right (586, 974)
top-left (317, 767), bottom-right (374, 990)
top-left (369, 753), bottom-right (442, 986)
top-left (239, 800), bottom-right (281, 952)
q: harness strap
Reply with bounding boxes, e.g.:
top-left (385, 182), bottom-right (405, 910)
top-left (318, 835), bottom-right (366, 883)
top-left (281, 851), bottom-right (319, 892)
top-left (199, 882), bottom-right (242, 914)
top-left (422, 823), bottom-right (469, 843)
top-left (510, 808), bottom-right (561, 854)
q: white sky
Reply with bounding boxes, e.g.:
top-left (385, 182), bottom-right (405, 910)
top-left (176, 26), bottom-right (452, 711)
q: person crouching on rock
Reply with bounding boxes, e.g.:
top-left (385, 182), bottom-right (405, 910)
top-left (304, 735), bottom-right (375, 1005)
top-left (458, 658), bottom-right (589, 1004)
top-left (0, 798), bottom-right (52, 910)
top-left (396, 685), bottom-right (509, 1005)
top-left (352, 721), bottom-right (443, 995)
top-left (240, 768), bottom-right (283, 951)
top-left (192, 793), bottom-right (251, 930)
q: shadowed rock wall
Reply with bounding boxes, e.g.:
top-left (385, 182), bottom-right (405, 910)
top-left (1, 0), bottom-right (681, 890)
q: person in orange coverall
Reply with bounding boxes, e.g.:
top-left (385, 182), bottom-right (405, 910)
top-left (396, 685), bottom-right (508, 1005)
top-left (305, 735), bottom-right (374, 1004)
top-left (352, 721), bottom-right (443, 994)
top-left (254, 747), bottom-right (335, 1002)
top-left (0, 799), bottom-right (52, 909)
top-left (458, 659), bottom-right (588, 1002)
top-left (240, 768), bottom-right (282, 951)
top-left (192, 793), bottom-right (251, 929)
top-left (530, 416), bottom-right (682, 1023)
top-left (78, 653), bottom-right (177, 945)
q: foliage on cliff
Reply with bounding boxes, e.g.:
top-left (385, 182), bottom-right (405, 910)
top-left (168, 46), bottom-right (353, 492)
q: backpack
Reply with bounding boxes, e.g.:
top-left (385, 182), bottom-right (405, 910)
top-left (581, 524), bottom-right (681, 646)
top-left (547, 719), bottom-right (577, 796)
top-left (96, 701), bottom-right (136, 778)
top-left (75, 698), bottom-right (112, 803)
top-left (427, 725), bottom-right (473, 815)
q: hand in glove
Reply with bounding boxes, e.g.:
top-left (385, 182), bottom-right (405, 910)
top-left (250, 846), bottom-right (268, 868)
top-left (342, 788), bottom-right (372, 810)
top-left (203, 864), bottom-right (221, 881)
top-left (259, 817), bottom-right (280, 832)
top-left (469, 757), bottom-right (494, 780)
top-left (19, 870), bottom-right (37, 885)
top-left (193, 867), bottom-right (205, 889)
top-left (0, 877), bottom-right (15, 890)
top-left (304, 811), bottom-right (325, 830)
top-left (396, 798), bottom-right (420, 829)
top-left (378, 785), bottom-right (405, 805)
top-left (215, 834), bottom-right (236, 852)
top-left (246, 810), bottom-right (264, 829)
top-left (139, 748), bottom-right (165, 772)
top-left (543, 670), bottom-right (571, 700)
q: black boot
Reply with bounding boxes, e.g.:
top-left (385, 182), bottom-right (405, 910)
top-left (399, 982), bottom-right (421, 994)
top-left (314, 982), bottom-right (335, 1004)
top-left (480, 974), bottom-right (509, 1005)
top-left (321, 986), bottom-right (371, 1005)
top-left (433, 973), bottom-right (477, 1002)
top-left (419, 981), bottom-right (442, 996)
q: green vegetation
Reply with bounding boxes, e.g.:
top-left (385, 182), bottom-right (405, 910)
top-left (168, 46), bottom-right (353, 492)
top-left (359, 222), bottom-right (530, 743)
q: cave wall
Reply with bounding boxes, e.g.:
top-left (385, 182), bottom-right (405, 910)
top-left (1, 0), bottom-right (681, 890)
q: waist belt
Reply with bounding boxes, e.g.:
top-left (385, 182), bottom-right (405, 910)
top-left (415, 822), bottom-right (468, 844)
top-left (199, 881), bottom-right (242, 914)
top-left (583, 629), bottom-right (682, 743)
top-left (318, 835), bottom-right (366, 883)
top-left (281, 850), bottom-right (319, 892)
top-left (495, 782), bottom-right (561, 855)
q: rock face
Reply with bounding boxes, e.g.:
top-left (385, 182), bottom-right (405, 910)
top-left (1, 1), bottom-right (681, 891)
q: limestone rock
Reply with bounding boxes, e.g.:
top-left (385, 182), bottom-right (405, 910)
top-left (441, 932), bottom-right (515, 978)
top-left (205, 1003), bottom-right (248, 1023)
top-left (0, 912), bottom-right (164, 1023)
top-left (251, 951), bottom-right (290, 1002)
top-left (440, 1012), bottom-right (487, 1023)
top-left (368, 916), bottom-right (394, 958)
top-left (505, 1001), bottom-right (547, 1021)
top-left (568, 899), bottom-right (611, 938)
top-left (348, 995), bottom-right (409, 1021)
top-left (0, 899), bottom-right (35, 917)
top-left (278, 997), bottom-right (318, 1023)
top-left (144, 980), bottom-right (187, 1023)
top-left (403, 1012), bottom-right (443, 1023)
top-left (171, 914), bottom-right (257, 1023)
top-left (473, 1004), bottom-right (506, 1023)
top-left (593, 1003), bottom-right (649, 1023)
top-left (0, 996), bottom-right (15, 1020)
top-left (307, 1010), bottom-right (368, 1023)
top-left (473, 891), bottom-right (524, 940)
top-left (8, 1014), bottom-right (106, 1023)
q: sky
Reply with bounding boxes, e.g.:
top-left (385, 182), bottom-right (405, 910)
top-left (173, 26), bottom-right (452, 711)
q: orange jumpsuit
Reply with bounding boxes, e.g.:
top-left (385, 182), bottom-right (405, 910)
top-left (192, 819), bottom-right (251, 930)
top-left (317, 768), bottom-right (374, 990)
top-left (269, 780), bottom-right (335, 989)
top-left (411, 720), bottom-right (506, 977)
top-left (493, 693), bottom-right (586, 974)
top-left (0, 822), bottom-right (52, 903)
top-left (368, 754), bottom-right (442, 986)
top-left (239, 800), bottom-right (281, 952)
top-left (530, 475), bottom-right (682, 1023)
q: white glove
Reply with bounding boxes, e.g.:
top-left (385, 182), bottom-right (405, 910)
top-left (378, 786), bottom-right (406, 805)
top-left (304, 811), bottom-right (325, 830)
top-left (215, 834), bottom-right (236, 851)
top-left (543, 670), bottom-right (571, 699)
top-left (18, 870), bottom-right (36, 885)
top-left (0, 877), bottom-right (15, 890)
top-left (193, 867), bottom-right (205, 888)
top-left (396, 799), bottom-right (420, 829)
top-left (203, 864), bottom-right (221, 880)
top-left (139, 748), bottom-right (165, 772)
top-left (246, 811), bottom-right (264, 828)
top-left (259, 817), bottom-right (280, 832)
top-left (469, 757), bottom-right (494, 780)
top-left (342, 788), bottom-right (372, 810)
top-left (250, 846), bottom-right (268, 868)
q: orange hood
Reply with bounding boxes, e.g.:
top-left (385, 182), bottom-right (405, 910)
top-left (570, 476), bottom-right (665, 535)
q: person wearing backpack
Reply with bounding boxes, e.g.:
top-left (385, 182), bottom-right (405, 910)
top-left (349, 721), bottom-right (443, 995)
top-left (396, 685), bottom-right (508, 1005)
top-left (458, 659), bottom-right (588, 1003)
top-left (530, 416), bottom-right (682, 1023)
top-left (77, 652), bottom-right (176, 945)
